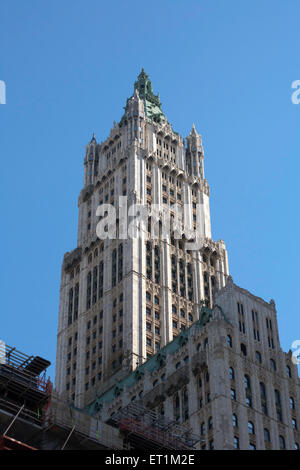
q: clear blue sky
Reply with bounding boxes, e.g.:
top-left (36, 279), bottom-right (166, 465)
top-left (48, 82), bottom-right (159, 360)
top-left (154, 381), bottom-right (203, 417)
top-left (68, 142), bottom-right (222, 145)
top-left (1, 0), bottom-right (300, 381)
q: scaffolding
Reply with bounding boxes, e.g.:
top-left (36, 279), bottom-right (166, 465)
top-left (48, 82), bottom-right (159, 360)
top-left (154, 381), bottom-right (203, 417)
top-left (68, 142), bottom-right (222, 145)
top-left (0, 435), bottom-right (37, 451)
top-left (109, 402), bottom-right (200, 450)
top-left (0, 344), bottom-right (52, 450)
top-left (0, 344), bottom-right (51, 421)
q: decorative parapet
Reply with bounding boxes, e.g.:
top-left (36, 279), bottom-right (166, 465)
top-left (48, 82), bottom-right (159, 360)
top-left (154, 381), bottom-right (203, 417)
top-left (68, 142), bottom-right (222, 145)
top-left (63, 247), bottom-right (82, 271)
top-left (78, 184), bottom-right (94, 205)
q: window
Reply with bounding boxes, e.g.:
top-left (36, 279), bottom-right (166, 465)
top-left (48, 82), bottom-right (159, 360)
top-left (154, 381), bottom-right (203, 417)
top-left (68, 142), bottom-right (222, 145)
top-left (249, 443), bottom-right (256, 450)
top-left (260, 382), bottom-right (268, 415)
top-left (279, 435), bottom-right (285, 450)
top-left (295, 443), bottom-right (299, 450)
top-left (244, 375), bottom-right (251, 389)
top-left (275, 389), bottom-right (282, 422)
top-left (229, 367), bottom-right (235, 380)
top-left (201, 422), bottom-right (206, 436)
top-left (286, 365), bottom-right (292, 378)
top-left (232, 414), bottom-right (238, 427)
top-left (270, 359), bottom-right (276, 371)
top-left (227, 335), bottom-right (232, 348)
top-left (241, 343), bottom-right (247, 356)
top-left (234, 437), bottom-right (239, 449)
top-left (248, 421), bottom-right (255, 434)
top-left (208, 417), bottom-right (213, 430)
top-left (231, 389), bottom-right (236, 401)
top-left (256, 351), bottom-right (262, 364)
top-left (292, 419), bottom-right (297, 430)
top-left (264, 428), bottom-right (270, 442)
top-left (290, 397), bottom-right (295, 409)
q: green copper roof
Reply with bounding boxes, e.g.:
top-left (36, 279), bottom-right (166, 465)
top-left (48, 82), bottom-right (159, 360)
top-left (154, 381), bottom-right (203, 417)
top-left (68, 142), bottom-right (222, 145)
top-left (120, 69), bottom-right (167, 125)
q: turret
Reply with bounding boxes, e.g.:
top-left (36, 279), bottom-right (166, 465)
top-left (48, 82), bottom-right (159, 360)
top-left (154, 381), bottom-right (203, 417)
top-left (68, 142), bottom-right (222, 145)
top-left (84, 133), bottom-right (99, 186)
top-left (186, 124), bottom-right (204, 179)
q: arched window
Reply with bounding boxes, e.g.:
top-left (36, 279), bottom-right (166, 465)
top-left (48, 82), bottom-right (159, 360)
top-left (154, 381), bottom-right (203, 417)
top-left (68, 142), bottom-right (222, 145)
top-left (290, 397), bottom-right (295, 409)
top-left (173, 393), bottom-right (180, 422)
top-left (270, 358), bottom-right (276, 371)
top-left (264, 428), bottom-right (270, 442)
top-left (234, 436), bottom-right (239, 449)
top-left (279, 435), bottom-right (285, 450)
top-left (286, 365), bottom-right (292, 378)
top-left (248, 421), bottom-right (255, 434)
top-left (229, 367), bottom-right (235, 380)
top-left (244, 375), bottom-right (252, 407)
top-left (260, 382), bottom-right (266, 398)
top-left (241, 343), bottom-right (247, 356)
top-left (275, 389), bottom-right (282, 421)
top-left (232, 414), bottom-right (238, 427)
top-left (256, 351), bottom-right (262, 364)
top-left (204, 337), bottom-right (208, 348)
top-left (295, 443), bottom-right (299, 450)
top-left (292, 419), bottom-right (297, 430)
top-left (244, 375), bottom-right (251, 390)
top-left (201, 422), bottom-right (206, 435)
top-left (260, 382), bottom-right (268, 415)
top-left (208, 416), bottom-right (213, 430)
top-left (227, 335), bottom-right (232, 348)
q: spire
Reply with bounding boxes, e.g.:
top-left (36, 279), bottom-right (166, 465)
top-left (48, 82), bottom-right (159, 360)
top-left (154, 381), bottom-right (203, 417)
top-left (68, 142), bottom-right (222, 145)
top-left (90, 132), bottom-right (97, 144)
top-left (191, 123), bottom-right (198, 135)
top-left (120, 70), bottom-right (168, 126)
top-left (134, 68), bottom-right (156, 103)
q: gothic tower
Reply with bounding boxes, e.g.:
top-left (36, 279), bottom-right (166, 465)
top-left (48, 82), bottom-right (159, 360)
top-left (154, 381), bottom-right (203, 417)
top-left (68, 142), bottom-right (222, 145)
top-left (55, 70), bottom-right (229, 407)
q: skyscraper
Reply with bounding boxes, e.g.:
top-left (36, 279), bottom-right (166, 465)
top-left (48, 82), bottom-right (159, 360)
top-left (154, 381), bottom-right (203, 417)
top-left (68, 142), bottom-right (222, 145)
top-left (54, 71), bottom-right (300, 450)
top-left (55, 70), bottom-right (230, 407)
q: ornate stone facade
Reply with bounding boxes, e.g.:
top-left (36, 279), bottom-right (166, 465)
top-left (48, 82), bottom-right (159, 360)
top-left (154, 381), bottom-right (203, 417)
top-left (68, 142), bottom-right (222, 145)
top-left (55, 71), bottom-right (299, 450)
top-left (55, 70), bottom-right (229, 408)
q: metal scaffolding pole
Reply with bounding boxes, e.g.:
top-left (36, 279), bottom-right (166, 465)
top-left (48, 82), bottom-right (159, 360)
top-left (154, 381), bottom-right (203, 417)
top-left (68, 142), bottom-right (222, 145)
top-left (3, 404), bottom-right (25, 435)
